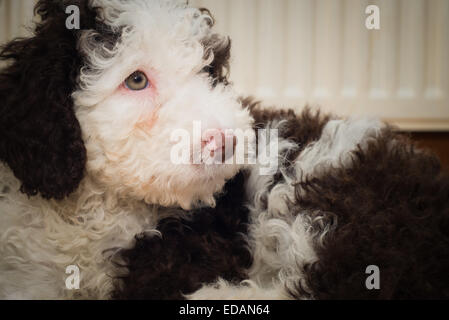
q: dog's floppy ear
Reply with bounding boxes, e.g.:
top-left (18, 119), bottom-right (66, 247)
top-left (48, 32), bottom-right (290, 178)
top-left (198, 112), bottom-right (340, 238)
top-left (200, 8), bottom-right (231, 86)
top-left (0, 0), bottom-right (96, 199)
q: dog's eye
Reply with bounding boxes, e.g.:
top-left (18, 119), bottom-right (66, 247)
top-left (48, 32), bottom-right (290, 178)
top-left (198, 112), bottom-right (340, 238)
top-left (124, 71), bottom-right (149, 90)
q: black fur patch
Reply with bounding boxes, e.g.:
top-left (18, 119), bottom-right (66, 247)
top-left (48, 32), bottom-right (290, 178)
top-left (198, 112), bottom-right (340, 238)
top-left (0, 0), bottom-right (99, 199)
top-left (245, 98), bottom-right (331, 190)
top-left (199, 8), bottom-right (231, 86)
top-left (113, 172), bottom-right (252, 300)
top-left (294, 130), bottom-right (449, 299)
top-left (242, 97), bottom-right (331, 161)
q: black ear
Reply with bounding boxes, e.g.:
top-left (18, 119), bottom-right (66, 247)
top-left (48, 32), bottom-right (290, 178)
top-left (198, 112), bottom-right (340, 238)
top-left (0, 0), bottom-right (96, 199)
top-left (199, 8), bottom-right (231, 86)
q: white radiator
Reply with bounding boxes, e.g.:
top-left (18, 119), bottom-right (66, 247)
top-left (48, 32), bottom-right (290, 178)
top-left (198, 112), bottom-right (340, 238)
top-left (1, 0), bottom-right (448, 130)
top-left (0, 0), bottom-right (35, 41)
top-left (192, 0), bottom-right (449, 131)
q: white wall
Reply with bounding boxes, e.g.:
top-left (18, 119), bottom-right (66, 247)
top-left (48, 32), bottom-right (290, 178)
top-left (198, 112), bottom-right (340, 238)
top-left (1, 0), bottom-right (448, 130)
top-left (0, 0), bottom-right (35, 41)
top-left (192, 0), bottom-right (449, 131)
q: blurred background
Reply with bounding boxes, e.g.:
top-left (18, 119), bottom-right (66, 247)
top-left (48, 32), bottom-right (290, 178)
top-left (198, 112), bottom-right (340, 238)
top-left (1, 0), bottom-right (449, 168)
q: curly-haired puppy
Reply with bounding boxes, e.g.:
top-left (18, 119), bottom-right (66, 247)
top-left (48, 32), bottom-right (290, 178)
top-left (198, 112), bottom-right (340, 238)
top-left (0, 0), bottom-right (253, 299)
top-left (2, 0), bottom-right (449, 301)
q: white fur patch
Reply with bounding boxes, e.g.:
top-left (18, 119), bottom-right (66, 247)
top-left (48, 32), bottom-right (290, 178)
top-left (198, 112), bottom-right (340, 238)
top-left (295, 117), bottom-right (385, 181)
top-left (187, 279), bottom-right (291, 300)
top-left (0, 164), bottom-right (157, 299)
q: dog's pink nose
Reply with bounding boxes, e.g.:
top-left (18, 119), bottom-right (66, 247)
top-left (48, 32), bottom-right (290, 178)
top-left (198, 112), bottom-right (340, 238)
top-left (202, 129), bottom-right (224, 152)
top-left (202, 129), bottom-right (236, 161)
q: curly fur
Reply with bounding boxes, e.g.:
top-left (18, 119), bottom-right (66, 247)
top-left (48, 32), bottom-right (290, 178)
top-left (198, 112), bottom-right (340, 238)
top-left (0, 0), bottom-right (95, 199)
top-left (115, 107), bottom-right (331, 299)
top-left (113, 171), bottom-right (252, 300)
top-left (0, 0), bottom-right (253, 299)
top-left (115, 104), bottom-right (449, 300)
top-left (2, 0), bottom-right (448, 301)
top-left (73, 0), bottom-right (252, 209)
top-left (187, 114), bottom-right (449, 300)
top-left (295, 131), bottom-right (449, 299)
top-left (199, 8), bottom-right (231, 86)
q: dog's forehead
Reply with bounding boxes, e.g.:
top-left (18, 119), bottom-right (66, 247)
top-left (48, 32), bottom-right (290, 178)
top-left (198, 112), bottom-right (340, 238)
top-left (91, 0), bottom-right (211, 39)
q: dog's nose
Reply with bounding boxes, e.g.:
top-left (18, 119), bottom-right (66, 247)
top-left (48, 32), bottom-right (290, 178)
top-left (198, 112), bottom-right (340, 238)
top-left (202, 129), bottom-right (236, 162)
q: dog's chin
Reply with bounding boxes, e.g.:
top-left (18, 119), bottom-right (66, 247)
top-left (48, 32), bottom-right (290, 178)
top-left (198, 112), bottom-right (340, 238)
top-left (191, 162), bottom-right (237, 175)
top-left (176, 163), bottom-right (244, 210)
top-left (136, 163), bottom-right (243, 210)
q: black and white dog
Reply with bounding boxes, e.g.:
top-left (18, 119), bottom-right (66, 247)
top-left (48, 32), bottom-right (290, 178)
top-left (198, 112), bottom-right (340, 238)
top-left (1, 0), bottom-right (448, 300)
